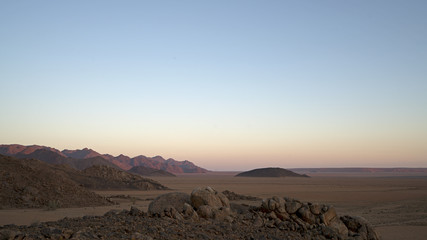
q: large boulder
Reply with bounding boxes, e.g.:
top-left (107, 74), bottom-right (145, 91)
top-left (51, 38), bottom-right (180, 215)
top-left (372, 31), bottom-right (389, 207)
top-left (285, 200), bottom-right (302, 214)
top-left (341, 216), bottom-right (380, 240)
top-left (190, 186), bottom-right (229, 209)
top-left (190, 186), bottom-right (233, 220)
top-left (320, 206), bottom-right (349, 238)
top-left (321, 206), bottom-right (338, 225)
top-left (148, 192), bottom-right (191, 217)
top-left (297, 206), bottom-right (315, 224)
top-left (328, 218), bottom-right (349, 237)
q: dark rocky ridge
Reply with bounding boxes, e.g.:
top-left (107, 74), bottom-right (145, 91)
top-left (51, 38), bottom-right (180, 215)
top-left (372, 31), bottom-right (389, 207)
top-left (128, 166), bottom-right (176, 177)
top-left (236, 167), bottom-right (310, 178)
top-left (82, 165), bottom-right (169, 190)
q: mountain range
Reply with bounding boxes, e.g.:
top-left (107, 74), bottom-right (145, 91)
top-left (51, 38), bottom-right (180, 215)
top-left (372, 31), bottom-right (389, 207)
top-left (0, 144), bottom-right (208, 174)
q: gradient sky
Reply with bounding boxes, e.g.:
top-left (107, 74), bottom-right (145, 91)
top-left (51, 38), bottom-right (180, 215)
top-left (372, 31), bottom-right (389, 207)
top-left (1, 1), bottom-right (426, 170)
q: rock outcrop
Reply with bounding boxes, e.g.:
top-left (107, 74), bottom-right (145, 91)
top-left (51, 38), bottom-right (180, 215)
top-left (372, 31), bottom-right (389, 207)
top-left (0, 187), bottom-right (380, 240)
top-left (148, 192), bottom-right (198, 221)
top-left (190, 187), bottom-right (232, 221)
top-left (145, 187), bottom-right (380, 240)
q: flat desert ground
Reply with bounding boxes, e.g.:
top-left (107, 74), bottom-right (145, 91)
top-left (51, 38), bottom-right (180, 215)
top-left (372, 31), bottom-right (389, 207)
top-left (1, 172), bottom-right (427, 240)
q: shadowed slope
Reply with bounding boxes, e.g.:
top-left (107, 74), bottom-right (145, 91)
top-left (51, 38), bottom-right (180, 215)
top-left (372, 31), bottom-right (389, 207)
top-left (0, 155), bottom-right (113, 208)
top-left (82, 165), bottom-right (169, 190)
top-left (128, 166), bottom-right (176, 177)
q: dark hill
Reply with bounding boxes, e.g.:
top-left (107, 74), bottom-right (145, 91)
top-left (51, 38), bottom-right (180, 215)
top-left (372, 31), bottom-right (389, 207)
top-left (235, 167), bottom-right (310, 178)
top-left (0, 154), bottom-right (113, 208)
top-left (81, 165), bottom-right (169, 190)
top-left (128, 166), bottom-right (176, 177)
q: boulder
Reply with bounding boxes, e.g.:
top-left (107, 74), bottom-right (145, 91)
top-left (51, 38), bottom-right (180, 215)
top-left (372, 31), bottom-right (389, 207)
top-left (148, 192), bottom-right (191, 216)
top-left (182, 203), bottom-right (199, 221)
top-left (197, 205), bottom-right (214, 218)
top-left (285, 200), bottom-right (302, 214)
top-left (341, 216), bottom-right (380, 240)
top-left (197, 205), bottom-right (233, 220)
top-left (297, 206), bottom-right (315, 224)
top-left (190, 186), bottom-right (234, 220)
top-left (190, 186), bottom-right (229, 209)
top-left (129, 206), bottom-right (144, 216)
top-left (275, 211), bottom-right (290, 221)
top-left (321, 206), bottom-right (337, 225)
top-left (309, 203), bottom-right (322, 215)
top-left (329, 218), bottom-right (349, 237)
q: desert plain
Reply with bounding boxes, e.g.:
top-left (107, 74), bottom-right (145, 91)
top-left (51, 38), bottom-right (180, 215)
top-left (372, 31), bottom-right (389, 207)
top-left (1, 171), bottom-right (427, 240)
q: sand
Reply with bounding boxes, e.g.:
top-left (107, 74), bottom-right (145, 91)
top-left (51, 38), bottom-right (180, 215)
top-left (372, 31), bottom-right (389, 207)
top-left (1, 172), bottom-right (426, 240)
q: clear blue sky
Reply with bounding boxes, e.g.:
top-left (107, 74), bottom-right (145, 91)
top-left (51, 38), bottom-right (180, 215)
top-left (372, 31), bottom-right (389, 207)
top-left (1, 1), bottom-right (426, 170)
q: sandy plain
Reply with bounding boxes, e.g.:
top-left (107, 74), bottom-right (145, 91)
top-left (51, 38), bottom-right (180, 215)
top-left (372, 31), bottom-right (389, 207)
top-left (1, 172), bottom-right (427, 240)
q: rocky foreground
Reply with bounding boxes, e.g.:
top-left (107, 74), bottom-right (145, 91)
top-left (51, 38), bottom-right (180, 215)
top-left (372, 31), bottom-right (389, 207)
top-left (0, 187), bottom-right (380, 240)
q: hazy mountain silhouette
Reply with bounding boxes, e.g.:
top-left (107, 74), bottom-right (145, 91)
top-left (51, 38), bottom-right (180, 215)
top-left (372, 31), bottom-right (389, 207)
top-left (62, 148), bottom-right (103, 159)
top-left (0, 144), bottom-right (208, 173)
top-left (12, 148), bottom-right (118, 170)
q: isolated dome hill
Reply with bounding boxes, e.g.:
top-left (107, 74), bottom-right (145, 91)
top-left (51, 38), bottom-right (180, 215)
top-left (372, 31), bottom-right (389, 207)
top-left (235, 167), bottom-right (309, 178)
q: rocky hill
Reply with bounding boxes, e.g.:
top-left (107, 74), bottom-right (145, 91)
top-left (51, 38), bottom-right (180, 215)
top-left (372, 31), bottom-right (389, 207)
top-left (236, 167), bottom-right (310, 178)
top-left (128, 166), bottom-right (176, 177)
top-left (81, 165), bottom-right (169, 190)
top-left (0, 155), bottom-right (113, 208)
top-left (0, 144), bottom-right (208, 174)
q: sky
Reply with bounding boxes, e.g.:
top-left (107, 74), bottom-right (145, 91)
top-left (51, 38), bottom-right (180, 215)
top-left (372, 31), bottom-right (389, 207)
top-left (0, 1), bottom-right (426, 170)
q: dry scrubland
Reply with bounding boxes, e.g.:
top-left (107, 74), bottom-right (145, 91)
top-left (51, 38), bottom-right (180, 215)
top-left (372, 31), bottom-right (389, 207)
top-left (1, 172), bottom-right (427, 240)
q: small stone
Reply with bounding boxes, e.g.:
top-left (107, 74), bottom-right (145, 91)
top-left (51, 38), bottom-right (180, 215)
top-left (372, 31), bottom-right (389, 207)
top-left (130, 206), bottom-right (143, 216)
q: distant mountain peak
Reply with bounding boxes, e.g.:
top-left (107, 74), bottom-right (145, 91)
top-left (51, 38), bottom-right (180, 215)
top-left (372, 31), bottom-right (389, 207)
top-left (61, 148), bottom-right (103, 159)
